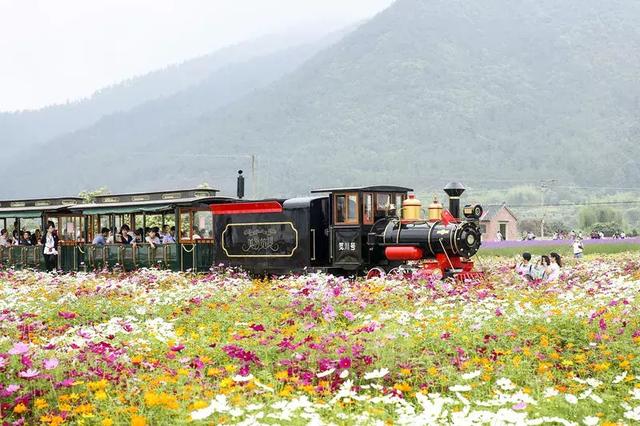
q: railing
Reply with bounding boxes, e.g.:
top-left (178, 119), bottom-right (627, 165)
top-left (0, 242), bottom-right (213, 272)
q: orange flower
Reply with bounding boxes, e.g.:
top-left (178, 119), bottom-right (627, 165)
top-left (131, 415), bottom-right (146, 426)
top-left (13, 403), bottom-right (27, 414)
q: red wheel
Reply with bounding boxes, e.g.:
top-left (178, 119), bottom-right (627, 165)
top-left (366, 267), bottom-right (385, 280)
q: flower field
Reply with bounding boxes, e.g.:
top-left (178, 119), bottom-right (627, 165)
top-left (1, 255), bottom-right (640, 425)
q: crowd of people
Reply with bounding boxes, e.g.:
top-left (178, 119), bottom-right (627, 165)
top-left (513, 251), bottom-right (563, 282)
top-left (91, 225), bottom-right (184, 248)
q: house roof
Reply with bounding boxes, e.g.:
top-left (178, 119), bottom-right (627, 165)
top-left (311, 185), bottom-right (413, 193)
top-left (480, 203), bottom-right (518, 222)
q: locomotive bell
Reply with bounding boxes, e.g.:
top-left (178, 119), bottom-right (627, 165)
top-left (402, 194), bottom-right (422, 221)
top-left (428, 195), bottom-right (443, 222)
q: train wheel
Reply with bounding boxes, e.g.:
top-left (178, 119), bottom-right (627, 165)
top-left (366, 267), bottom-right (385, 280)
top-left (387, 267), bottom-right (413, 280)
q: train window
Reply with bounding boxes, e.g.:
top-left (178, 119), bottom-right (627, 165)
top-left (59, 216), bottom-right (85, 242)
top-left (334, 193), bottom-right (359, 224)
top-left (179, 210), bottom-right (192, 242)
top-left (363, 193), bottom-right (373, 224)
top-left (376, 193), bottom-right (391, 213)
top-left (395, 194), bottom-right (404, 211)
top-left (335, 195), bottom-right (346, 223)
top-left (193, 211), bottom-right (214, 240)
top-left (347, 195), bottom-right (358, 222)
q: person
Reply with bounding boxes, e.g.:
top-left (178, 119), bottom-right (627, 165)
top-left (526, 231), bottom-right (535, 240)
top-left (31, 229), bottom-right (42, 246)
top-left (145, 228), bottom-right (161, 248)
top-left (572, 237), bottom-right (584, 259)
top-left (106, 230), bottom-right (114, 244)
top-left (41, 224), bottom-right (59, 272)
top-left (192, 226), bottom-right (202, 240)
top-left (620, 231), bottom-right (626, 239)
top-left (162, 226), bottom-right (176, 244)
top-left (546, 252), bottom-right (562, 282)
top-left (92, 227), bottom-right (109, 246)
top-left (119, 225), bottom-right (133, 244)
top-left (514, 252), bottom-right (534, 279)
top-left (20, 231), bottom-right (33, 245)
top-left (534, 255), bottom-right (551, 280)
top-left (160, 225), bottom-right (170, 239)
top-left (0, 229), bottom-right (10, 247)
top-left (495, 230), bottom-right (503, 241)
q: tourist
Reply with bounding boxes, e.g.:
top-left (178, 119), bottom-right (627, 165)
top-left (41, 224), bottom-right (59, 272)
top-left (146, 229), bottom-right (161, 248)
top-left (20, 231), bottom-right (33, 245)
top-left (31, 229), bottom-right (42, 245)
top-left (92, 228), bottom-right (109, 246)
top-left (546, 252), bottom-right (562, 282)
top-left (514, 252), bottom-right (534, 279)
top-left (534, 255), bottom-right (551, 280)
top-left (0, 229), bottom-right (10, 247)
top-left (120, 225), bottom-right (133, 244)
top-left (162, 226), bottom-right (176, 244)
top-left (572, 237), bottom-right (584, 259)
top-left (496, 230), bottom-right (503, 242)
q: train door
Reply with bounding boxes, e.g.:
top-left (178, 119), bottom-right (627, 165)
top-left (330, 192), bottom-right (362, 270)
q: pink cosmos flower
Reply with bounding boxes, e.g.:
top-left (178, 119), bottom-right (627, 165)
top-left (338, 357), bottom-right (351, 369)
top-left (343, 311), bottom-right (355, 321)
top-left (8, 342), bottom-right (29, 355)
top-left (43, 358), bottom-right (59, 370)
top-left (18, 368), bottom-right (40, 379)
top-left (513, 402), bottom-right (527, 410)
top-left (58, 311), bottom-right (77, 319)
top-left (5, 384), bottom-right (20, 394)
top-left (249, 324), bottom-right (265, 332)
top-left (0, 357), bottom-right (7, 368)
top-left (170, 344), bottom-right (185, 352)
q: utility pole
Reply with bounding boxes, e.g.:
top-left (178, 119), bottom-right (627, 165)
top-left (539, 179), bottom-right (556, 238)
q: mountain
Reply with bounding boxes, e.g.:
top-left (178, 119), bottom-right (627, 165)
top-left (0, 30), bottom-right (338, 157)
top-left (5, 0), bottom-right (640, 198)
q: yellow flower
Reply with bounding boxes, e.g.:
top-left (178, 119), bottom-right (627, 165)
top-left (427, 366), bottom-right (438, 376)
top-left (95, 390), bottom-right (108, 401)
top-left (101, 419), bottom-right (114, 426)
top-left (35, 398), bottom-right (49, 409)
top-left (400, 368), bottom-right (412, 376)
top-left (13, 403), bottom-right (27, 414)
top-left (207, 367), bottom-right (221, 377)
top-left (512, 356), bottom-right (521, 367)
top-left (393, 383), bottom-right (412, 392)
top-left (279, 385), bottom-right (293, 397)
top-left (275, 370), bottom-right (289, 380)
top-left (540, 335), bottom-right (549, 348)
top-left (131, 415), bottom-right (146, 426)
top-left (131, 355), bottom-right (143, 365)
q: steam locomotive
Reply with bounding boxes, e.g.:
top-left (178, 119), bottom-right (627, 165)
top-left (212, 182), bottom-right (483, 279)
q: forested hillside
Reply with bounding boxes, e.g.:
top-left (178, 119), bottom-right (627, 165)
top-left (4, 0), bottom-right (640, 199)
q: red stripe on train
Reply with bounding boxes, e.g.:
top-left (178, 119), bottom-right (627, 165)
top-left (210, 201), bottom-right (283, 215)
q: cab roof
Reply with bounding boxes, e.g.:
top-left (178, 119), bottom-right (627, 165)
top-left (310, 185), bottom-right (413, 194)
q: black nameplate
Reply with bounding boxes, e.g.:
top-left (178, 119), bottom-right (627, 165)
top-left (222, 222), bottom-right (298, 257)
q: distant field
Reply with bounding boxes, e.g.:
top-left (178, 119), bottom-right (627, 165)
top-left (478, 237), bottom-right (640, 257)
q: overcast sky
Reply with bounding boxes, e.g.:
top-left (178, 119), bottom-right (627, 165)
top-left (0, 0), bottom-right (394, 112)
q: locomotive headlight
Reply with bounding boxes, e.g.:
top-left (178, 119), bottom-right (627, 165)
top-left (466, 233), bottom-right (476, 246)
top-left (463, 204), bottom-right (483, 220)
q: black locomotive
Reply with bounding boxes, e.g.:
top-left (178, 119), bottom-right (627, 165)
top-left (211, 182), bottom-right (483, 279)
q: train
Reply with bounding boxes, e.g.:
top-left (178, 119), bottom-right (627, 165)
top-left (0, 175), bottom-right (483, 279)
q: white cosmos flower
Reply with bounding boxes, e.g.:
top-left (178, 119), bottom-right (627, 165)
top-left (232, 374), bottom-right (254, 382)
top-left (461, 370), bottom-right (481, 380)
top-left (449, 384), bottom-right (472, 392)
top-left (543, 387), bottom-right (559, 398)
top-left (496, 377), bottom-right (516, 391)
top-left (624, 406), bottom-right (640, 421)
top-left (631, 388), bottom-right (640, 400)
top-left (316, 368), bottom-right (335, 378)
top-left (190, 395), bottom-right (230, 421)
top-left (339, 369), bottom-right (349, 379)
top-left (364, 368), bottom-right (389, 380)
top-left (565, 394), bottom-right (579, 405)
top-left (613, 371), bottom-right (627, 384)
top-left (583, 416), bottom-right (600, 425)
top-left (585, 378), bottom-right (602, 388)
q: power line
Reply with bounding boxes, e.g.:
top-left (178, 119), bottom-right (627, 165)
top-left (507, 200), bottom-right (640, 208)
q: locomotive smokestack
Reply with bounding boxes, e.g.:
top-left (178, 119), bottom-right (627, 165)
top-left (443, 182), bottom-right (465, 219)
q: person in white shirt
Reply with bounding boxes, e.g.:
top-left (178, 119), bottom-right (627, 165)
top-left (514, 252), bottom-right (534, 279)
top-left (572, 238), bottom-right (584, 259)
top-left (496, 231), bottom-right (503, 241)
top-left (545, 252), bottom-right (562, 282)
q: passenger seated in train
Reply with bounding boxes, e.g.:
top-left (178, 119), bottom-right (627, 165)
top-left (162, 226), bottom-right (176, 244)
top-left (31, 229), bottom-right (42, 246)
top-left (106, 230), bottom-right (114, 244)
top-left (0, 229), bottom-right (10, 247)
top-left (92, 228), bottom-right (109, 246)
top-left (119, 225), bottom-right (133, 244)
top-left (145, 228), bottom-right (161, 248)
top-left (192, 226), bottom-right (202, 240)
top-left (20, 231), bottom-right (33, 246)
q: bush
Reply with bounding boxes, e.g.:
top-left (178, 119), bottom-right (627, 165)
top-left (591, 222), bottom-right (623, 237)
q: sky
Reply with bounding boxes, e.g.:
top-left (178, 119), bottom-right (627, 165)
top-left (0, 0), bottom-right (394, 112)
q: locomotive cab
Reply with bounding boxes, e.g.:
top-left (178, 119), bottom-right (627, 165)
top-left (311, 186), bottom-right (412, 273)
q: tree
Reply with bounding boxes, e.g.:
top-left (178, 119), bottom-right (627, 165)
top-left (78, 187), bottom-right (110, 203)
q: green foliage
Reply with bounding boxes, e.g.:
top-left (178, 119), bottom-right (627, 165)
top-left (591, 222), bottom-right (623, 237)
top-left (78, 187), bottom-right (110, 203)
top-left (578, 207), bottom-right (623, 231)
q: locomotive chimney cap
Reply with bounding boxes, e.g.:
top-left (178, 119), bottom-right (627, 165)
top-left (443, 182), bottom-right (465, 197)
